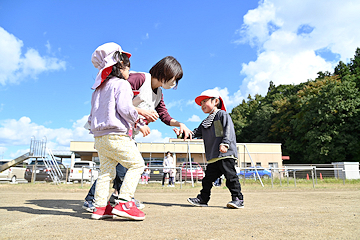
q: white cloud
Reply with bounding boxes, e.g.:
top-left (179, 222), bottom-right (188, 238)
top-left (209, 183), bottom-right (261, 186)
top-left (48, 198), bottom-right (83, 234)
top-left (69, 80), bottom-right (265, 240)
top-left (9, 148), bottom-right (29, 159)
top-left (0, 27), bottom-right (66, 85)
top-left (71, 115), bottom-right (93, 140)
top-left (165, 99), bottom-right (184, 110)
top-left (186, 100), bottom-right (197, 107)
top-left (0, 115), bottom-right (93, 156)
top-left (45, 40), bottom-right (51, 54)
top-left (143, 33), bottom-right (149, 40)
top-left (187, 115), bottom-right (201, 122)
top-left (134, 129), bottom-right (169, 143)
top-left (235, 0), bottom-right (279, 47)
top-left (235, 0), bottom-right (360, 97)
top-left (0, 115), bottom-right (174, 158)
top-left (214, 87), bottom-right (243, 111)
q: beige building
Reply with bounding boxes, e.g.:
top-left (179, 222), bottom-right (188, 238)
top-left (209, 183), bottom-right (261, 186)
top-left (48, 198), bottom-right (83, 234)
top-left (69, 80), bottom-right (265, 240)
top-left (69, 139), bottom-right (283, 170)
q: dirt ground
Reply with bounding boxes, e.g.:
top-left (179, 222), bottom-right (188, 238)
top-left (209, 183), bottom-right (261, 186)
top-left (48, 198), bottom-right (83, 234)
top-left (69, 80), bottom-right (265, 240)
top-left (0, 182), bottom-right (359, 240)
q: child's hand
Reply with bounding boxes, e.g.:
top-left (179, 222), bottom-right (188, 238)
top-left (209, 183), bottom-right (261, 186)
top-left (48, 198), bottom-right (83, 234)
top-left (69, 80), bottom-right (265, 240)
top-left (140, 125), bottom-right (151, 137)
top-left (173, 127), bottom-right (181, 136)
top-left (173, 125), bottom-right (193, 140)
top-left (179, 123), bottom-right (193, 140)
top-left (219, 145), bottom-right (228, 153)
top-left (137, 108), bottom-right (159, 123)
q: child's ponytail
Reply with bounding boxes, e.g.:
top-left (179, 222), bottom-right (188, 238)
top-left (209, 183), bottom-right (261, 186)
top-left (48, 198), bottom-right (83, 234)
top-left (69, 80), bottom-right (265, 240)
top-left (105, 51), bottom-right (131, 81)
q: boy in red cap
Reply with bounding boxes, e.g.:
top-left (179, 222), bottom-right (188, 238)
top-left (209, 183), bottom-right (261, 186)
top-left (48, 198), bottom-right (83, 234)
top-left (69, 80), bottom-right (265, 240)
top-left (174, 89), bottom-right (244, 208)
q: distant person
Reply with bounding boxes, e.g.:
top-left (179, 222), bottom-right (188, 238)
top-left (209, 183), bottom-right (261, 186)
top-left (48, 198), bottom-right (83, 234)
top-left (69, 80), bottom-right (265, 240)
top-left (162, 151), bottom-right (174, 187)
top-left (141, 168), bottom-right (151, 184)
top-left (174, 89), bottom-right (244, 208)
top-left (87, 42), bottom-right (146, 220)
top-left (168, 167), bottom-right (176, 187)
top-left (83, 55), bottom-right (193, 211)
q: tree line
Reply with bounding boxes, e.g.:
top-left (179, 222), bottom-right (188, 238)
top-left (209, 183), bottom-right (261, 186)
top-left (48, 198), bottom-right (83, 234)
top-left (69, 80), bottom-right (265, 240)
top-left (230, 48), bottom-right (360, 164)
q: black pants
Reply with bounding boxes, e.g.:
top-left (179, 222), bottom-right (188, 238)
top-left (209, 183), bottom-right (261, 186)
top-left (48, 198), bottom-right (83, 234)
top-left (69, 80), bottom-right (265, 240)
top-left (85, 163), bottom-right (127, 202)
top-left (162, 172), bottom-right (169, 186)
top-left (199, 158), bottom-right (243, 202)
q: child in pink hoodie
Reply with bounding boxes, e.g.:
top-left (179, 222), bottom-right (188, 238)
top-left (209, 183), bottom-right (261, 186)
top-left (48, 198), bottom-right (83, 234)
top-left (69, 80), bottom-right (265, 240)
top-left (88, 42), bottom-right (146, 221)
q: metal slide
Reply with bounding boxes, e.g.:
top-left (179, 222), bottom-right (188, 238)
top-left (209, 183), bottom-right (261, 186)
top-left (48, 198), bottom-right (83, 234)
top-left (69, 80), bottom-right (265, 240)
top-left (0, 136), bottom-right (43, 172)
top-left (1, 137), bottom-right (64, 184)
top-left (42, 148), bottom-right (63, 184)
top-left (0, 152), bottom-right (32, 172)
top-left (30, 137), bottom-right (64, 184)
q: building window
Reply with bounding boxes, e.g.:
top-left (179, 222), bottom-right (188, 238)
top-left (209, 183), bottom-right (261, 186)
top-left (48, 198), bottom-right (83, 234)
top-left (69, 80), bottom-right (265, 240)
top-left (239, 162), bottom-right (252, 168)
top-left (143, 157), bottom-right (164, 166)
top-left (93, 157), bottom-right (100, 165)
top-left (269, 162), bottom-right (278, 169)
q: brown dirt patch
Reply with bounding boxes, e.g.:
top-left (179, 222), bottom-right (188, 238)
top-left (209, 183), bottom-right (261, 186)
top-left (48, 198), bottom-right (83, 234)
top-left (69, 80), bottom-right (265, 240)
top-left (0, 182), bottom-right (359, 239)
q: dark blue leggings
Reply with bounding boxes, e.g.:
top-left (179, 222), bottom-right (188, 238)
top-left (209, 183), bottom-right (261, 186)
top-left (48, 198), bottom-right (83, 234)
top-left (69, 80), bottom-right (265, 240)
top-left (85, 163), bottom-right (127, 202)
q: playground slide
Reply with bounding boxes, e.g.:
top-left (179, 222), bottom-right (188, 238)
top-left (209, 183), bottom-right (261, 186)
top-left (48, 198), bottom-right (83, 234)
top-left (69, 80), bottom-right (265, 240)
top-left (0, 152), bottom-right (32, 172)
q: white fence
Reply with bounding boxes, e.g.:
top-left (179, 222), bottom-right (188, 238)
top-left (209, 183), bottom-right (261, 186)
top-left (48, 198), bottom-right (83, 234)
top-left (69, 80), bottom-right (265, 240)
top-left (243, 166), bottom-right (360, 188)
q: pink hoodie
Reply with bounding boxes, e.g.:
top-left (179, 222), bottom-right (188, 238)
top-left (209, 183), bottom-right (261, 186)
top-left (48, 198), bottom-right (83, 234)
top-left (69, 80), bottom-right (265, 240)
top-left (88, 77), bottom-right (138, 137)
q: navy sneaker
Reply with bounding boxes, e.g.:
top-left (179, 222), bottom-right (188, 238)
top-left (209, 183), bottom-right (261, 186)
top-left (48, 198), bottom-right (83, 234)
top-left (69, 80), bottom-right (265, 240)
top-left (109, 194), bottom-right (118, 207)
top-left (110, 194), bottom-right (145, 210)
top-left (187, 195), bottom-right (208, 207)
top-left (82, 200), bottom-right (96, 212)
top-left (226, 197), bottom-right (244, 209)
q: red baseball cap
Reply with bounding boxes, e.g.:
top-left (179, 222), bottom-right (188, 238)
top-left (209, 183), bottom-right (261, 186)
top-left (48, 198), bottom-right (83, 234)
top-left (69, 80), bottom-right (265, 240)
top-left (195, 89), bottom-right (227, 111)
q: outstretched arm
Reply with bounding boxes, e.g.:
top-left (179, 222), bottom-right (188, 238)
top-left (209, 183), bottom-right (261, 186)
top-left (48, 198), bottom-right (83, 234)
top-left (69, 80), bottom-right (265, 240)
top-left (170, 119), bottom-right (193, 140)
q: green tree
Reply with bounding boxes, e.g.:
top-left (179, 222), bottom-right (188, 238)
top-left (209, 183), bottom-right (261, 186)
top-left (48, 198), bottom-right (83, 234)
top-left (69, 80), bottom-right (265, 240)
top-left (230, 47), bottom-right (360, 164)
top-left (291, 76), bottom-right (360, 163)
top-left (334, 61), bottom-right (350, 79)
top-left (349, 47), bottom-right (360, 75)
top-left (230, 94), bottom-right (264, 142)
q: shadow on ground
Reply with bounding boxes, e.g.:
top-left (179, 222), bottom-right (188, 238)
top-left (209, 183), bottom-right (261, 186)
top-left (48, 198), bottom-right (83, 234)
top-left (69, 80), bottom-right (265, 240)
top-left (0, 199), bottom-right (90, 219)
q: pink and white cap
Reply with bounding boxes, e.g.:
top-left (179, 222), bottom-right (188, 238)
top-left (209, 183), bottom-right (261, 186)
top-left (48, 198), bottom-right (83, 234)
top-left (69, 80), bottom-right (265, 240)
top-left (91, 42), bottom-right (131, 89)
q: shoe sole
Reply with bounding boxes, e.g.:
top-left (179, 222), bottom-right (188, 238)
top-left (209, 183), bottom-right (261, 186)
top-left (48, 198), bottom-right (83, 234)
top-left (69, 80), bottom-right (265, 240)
top-left (187, 198), bottom-right (208, 207)
top-left (90, 214), bottom-right (114, 220)
top-left (111, 208), bottom-right (145, 221)
top-left (82, 205), bottom-right (95, 213)
top-left (226, 203), bottom-right (244, 209)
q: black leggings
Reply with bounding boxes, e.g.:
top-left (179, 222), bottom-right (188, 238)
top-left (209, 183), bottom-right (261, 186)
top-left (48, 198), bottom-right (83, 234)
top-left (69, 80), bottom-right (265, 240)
top-left (162, 172), bottom-right (170, 186)
top-left (200, 158), bottom-right (243, 202)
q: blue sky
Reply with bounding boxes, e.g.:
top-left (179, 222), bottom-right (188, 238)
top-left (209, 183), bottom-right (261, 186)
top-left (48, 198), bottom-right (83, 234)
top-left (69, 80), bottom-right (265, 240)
top-left (1, 0), bottom-right (360, 162)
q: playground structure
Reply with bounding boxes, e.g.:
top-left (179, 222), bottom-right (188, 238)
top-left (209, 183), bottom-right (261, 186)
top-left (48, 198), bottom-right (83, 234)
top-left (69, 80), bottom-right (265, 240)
top-left (0, 137), bottom-right (64, 184)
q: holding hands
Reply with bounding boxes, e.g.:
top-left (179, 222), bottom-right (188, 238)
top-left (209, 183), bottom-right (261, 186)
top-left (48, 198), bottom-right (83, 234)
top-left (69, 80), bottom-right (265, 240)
top-left (136, 108), bottom-right (159, 123)
top-left (173, 123), bottom-right (193, 140)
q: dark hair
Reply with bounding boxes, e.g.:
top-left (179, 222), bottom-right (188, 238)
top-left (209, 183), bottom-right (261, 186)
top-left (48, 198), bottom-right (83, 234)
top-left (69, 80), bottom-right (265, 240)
top-left (149, 56), bottom-right (183, 89)
top-left (211, 97), bottom-right (223, 110)
top-left (105, 51), bottom-right (130, 81)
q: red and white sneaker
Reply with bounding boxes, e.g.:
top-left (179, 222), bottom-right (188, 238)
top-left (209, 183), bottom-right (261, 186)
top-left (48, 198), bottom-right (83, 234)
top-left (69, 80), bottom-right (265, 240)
top-left (111, 201), bottom-right (145, 221)
top-left (91, 203), bottom-right (114, 220)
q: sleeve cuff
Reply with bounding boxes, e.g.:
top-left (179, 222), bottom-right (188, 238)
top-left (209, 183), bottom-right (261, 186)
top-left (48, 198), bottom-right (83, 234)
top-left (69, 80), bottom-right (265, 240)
top-left (220, 143), bottom-right (229, 148)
